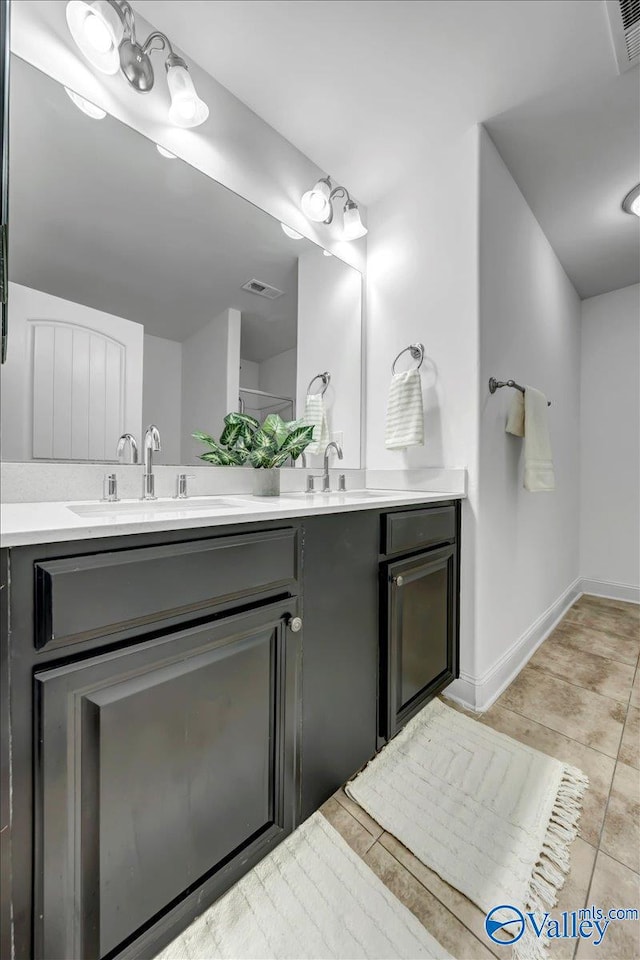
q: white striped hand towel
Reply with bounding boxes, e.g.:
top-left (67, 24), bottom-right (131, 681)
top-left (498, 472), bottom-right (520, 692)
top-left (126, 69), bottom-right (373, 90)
top-left (304, 392), bottom-right (329, 454)
top-left (385, 369), bottom-right (424, 450)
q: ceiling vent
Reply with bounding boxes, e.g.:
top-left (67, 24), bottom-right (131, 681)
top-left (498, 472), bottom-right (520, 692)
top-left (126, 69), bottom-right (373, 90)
top-left (606, 0), bottom-right (640, 72)
top-left (241, 278), bottom-right (284, 299)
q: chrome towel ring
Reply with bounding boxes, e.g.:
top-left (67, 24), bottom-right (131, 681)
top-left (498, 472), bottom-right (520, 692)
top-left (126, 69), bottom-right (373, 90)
top-left (392, 343), bottom-right (424, 375)
top-left (307, 372), bottom-right (331, 396)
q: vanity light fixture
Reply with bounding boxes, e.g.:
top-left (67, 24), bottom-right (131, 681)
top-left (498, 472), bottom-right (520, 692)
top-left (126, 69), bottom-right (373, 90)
top-left (280, 223), bottom-right (303, 239)
top-left (64, 86), bottom-right (107, 118)
top-left (300, 176), bottom-right (367, 240)
top-left (65, 0), bottom-right (209, 128)
top-left (622, 183), bottom-right (640, 216)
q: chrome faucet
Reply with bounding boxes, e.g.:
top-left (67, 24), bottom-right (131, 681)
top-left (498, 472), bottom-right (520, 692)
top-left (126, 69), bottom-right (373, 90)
top-left (142, 424), bottom-right (161, 500)
top-left (116, 433), bottom-right (138, 464)
top-left (322, 441), bottom-right (343, 492)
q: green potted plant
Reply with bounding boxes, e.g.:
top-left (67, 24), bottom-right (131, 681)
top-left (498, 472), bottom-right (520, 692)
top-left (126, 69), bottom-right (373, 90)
top-left (193, 412), bottom-right (314, 496)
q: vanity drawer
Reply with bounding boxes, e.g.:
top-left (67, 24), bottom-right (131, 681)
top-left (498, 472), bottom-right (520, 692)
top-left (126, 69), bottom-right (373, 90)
top-left (383, 505), bottom-right (456, 556)
top-left (34, 528), bottom-right (297, 650)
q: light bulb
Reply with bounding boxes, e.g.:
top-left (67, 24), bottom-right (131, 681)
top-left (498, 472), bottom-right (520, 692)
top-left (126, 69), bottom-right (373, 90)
top-left (156, 144), bottom-right (177, 159)
top-left (632, 196), bottom-right (640, 216)
top-left (342, 201), bottom-right (367, 240)
top-left (66, 0), bottom-right (124, 75)
top-left (281, 223), bottom-right (303, 239)
top-left (64, 87), bottom-right (107, 119)
top-left (301, 179), bottom-right (332, 222)
top-left (166, 62), bottom-right (209, 128)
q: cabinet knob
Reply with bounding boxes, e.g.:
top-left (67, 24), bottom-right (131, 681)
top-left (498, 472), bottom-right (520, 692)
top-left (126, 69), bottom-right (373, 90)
top-left (392, 575), bottom-right (404, 587)
top-left (288, 616), bottom-right (303, 633)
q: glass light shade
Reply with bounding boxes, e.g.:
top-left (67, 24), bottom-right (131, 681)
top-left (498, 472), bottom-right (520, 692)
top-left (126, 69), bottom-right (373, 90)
top-left (622, 184), bottom-right (640, 216)
top-left (65, 0), bottom-right (124, 75)
top-left (301, 179), bottom-right (331, 222)
top-left (166, 63), bottom-right (209, 128)
top-left (156, 144), bottom-right (177, 159)
top-left (342, 202), bottom-right (368, 240)
top-left (281, 223), bottom-right (303, 239)
top-left (64, 87), bottom-right (107, 119)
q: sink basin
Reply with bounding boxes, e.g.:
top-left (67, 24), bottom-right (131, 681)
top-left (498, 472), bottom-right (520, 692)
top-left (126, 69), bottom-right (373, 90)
top-left (68, 497), bottom-right (246, 518)
top-left (280, 489), bottom-right (393, 500)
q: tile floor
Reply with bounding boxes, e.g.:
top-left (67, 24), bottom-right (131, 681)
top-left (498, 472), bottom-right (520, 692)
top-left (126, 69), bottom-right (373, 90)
top-left (320, 594), bottom-right (640, 960)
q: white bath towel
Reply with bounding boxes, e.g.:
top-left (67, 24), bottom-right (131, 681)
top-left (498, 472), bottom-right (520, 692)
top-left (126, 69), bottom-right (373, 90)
top-left (505, 390), bottom-right (525, 437)
top-left (385, 369), bottom-right (424, 450)
top-left (304, 392), bottom-right (329, 454)
top-left (523, 386), bottom-right (555, 492)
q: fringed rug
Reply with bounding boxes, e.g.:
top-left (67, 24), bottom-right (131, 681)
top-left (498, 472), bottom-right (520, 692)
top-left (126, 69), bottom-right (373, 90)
top-left (346, 699), bottom-right (588, 960)
top-left (155, 812), bottom-right (451, 960)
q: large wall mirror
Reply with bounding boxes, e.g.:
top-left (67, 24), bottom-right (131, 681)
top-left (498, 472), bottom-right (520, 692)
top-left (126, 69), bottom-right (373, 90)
top-left (2, 56), bottom-right (363, 468)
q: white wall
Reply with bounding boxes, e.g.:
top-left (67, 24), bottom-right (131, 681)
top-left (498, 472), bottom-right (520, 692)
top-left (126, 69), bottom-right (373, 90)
top-left (473, 128), bottom-right (581, 705)
top-left (12, 0), bottom-right (365, 273)
top-left (260, 348), bottom-right (297, 421)
top-left (143, 334), bottom-right (182, 465)
top-left (580, 284), bottom-right (640, 593)
top-left (365, 127), bottom-right (481, 687)
top-left (181, 309), bottom-right (240, 462)
top-left (297, 251), bottom-right (363, 469)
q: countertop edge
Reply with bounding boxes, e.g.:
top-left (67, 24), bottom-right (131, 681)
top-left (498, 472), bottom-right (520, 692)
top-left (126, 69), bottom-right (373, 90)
top-left (1, 491), bottom-right (465, 548)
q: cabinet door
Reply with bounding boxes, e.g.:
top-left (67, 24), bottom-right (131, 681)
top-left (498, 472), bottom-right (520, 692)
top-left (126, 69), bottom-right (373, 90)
top-left (33, 600), bottom-right (300, 960)
top-left (382, 545), bottom-right (458, 739)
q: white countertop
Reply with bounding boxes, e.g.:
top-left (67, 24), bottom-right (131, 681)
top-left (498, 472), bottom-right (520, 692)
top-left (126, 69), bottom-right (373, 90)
top-left (0, 489), bottom-right (464, 547)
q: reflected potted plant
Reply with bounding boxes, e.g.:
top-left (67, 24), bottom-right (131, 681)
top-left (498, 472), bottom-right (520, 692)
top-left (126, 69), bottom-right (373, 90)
top-left (193, 412), bottom-right (314, 496)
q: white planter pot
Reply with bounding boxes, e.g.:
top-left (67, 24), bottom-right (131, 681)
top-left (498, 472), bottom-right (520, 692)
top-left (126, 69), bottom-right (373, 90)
top-left (251, 468), bottom-right (281, 497)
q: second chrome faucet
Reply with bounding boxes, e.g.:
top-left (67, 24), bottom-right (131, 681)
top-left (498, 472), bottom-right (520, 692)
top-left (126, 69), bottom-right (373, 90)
top-left (307, 440), bottom-right (343, 493)
top-left (142, 425), bottom-right (162, 500)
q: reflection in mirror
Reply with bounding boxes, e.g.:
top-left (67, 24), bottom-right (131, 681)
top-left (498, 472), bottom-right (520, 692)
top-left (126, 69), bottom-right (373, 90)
top-left (2, 56), bottom-right (363, 468)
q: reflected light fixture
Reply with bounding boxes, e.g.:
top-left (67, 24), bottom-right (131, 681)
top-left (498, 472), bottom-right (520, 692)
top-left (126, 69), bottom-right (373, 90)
top-left (156, 144), bottom-right (177, 159)
top-left (64, 86), bottom-right (107, 118)
top-left (622, 184), bottom-right (640, 216)
top-left (281, 223), bottom-right (303, 240)
top-left (300, 176), bottom-right (367, 241)
top-left (66, 0), bottom-right (209, 127)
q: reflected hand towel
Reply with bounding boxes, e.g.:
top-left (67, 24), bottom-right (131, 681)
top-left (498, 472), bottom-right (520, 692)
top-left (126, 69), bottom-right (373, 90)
top-left (385, 369), bottom-right (424, 450)
top-left (304, 392), bottom-right (329, 454)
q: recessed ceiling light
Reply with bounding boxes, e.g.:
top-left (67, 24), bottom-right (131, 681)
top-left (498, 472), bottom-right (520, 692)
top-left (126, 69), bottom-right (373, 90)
top-left (622, 184), bottom-right (640, 217)
top-left (156, 144), bottom-right (177, 159)
top-left (281, 223), bottom-right (303, 240)
top-left (64, 86), bottom-right (107, 119)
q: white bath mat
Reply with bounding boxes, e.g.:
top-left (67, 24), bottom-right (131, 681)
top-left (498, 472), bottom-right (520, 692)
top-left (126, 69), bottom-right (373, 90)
top-left (346, 699), bottom-right (588, 960)
top-left (155, 811), bottom-right (451, 960)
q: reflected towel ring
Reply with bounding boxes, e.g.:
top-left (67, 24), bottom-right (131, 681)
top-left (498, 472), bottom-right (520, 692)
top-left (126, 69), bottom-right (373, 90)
top-left (307, 372), bottom-right (330, 396)
top-left (392, 343), bottom-right (424, 375)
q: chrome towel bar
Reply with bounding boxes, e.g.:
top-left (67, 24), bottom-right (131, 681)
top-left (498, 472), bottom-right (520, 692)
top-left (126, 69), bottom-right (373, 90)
top-left (489, 377), bottom-right (551, 406)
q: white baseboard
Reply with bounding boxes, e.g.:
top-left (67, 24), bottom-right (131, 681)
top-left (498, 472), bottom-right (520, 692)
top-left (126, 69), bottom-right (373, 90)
top-left (443, 577), bottom-right (582, 714)
top-left (577, 578), bottom-right (640, 605)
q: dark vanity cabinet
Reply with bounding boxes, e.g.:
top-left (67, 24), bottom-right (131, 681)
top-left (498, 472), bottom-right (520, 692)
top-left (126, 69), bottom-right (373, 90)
top-left (1, 500), bottom-right (460, 960)
top-left (380, 506), bottom-right (459, 739)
